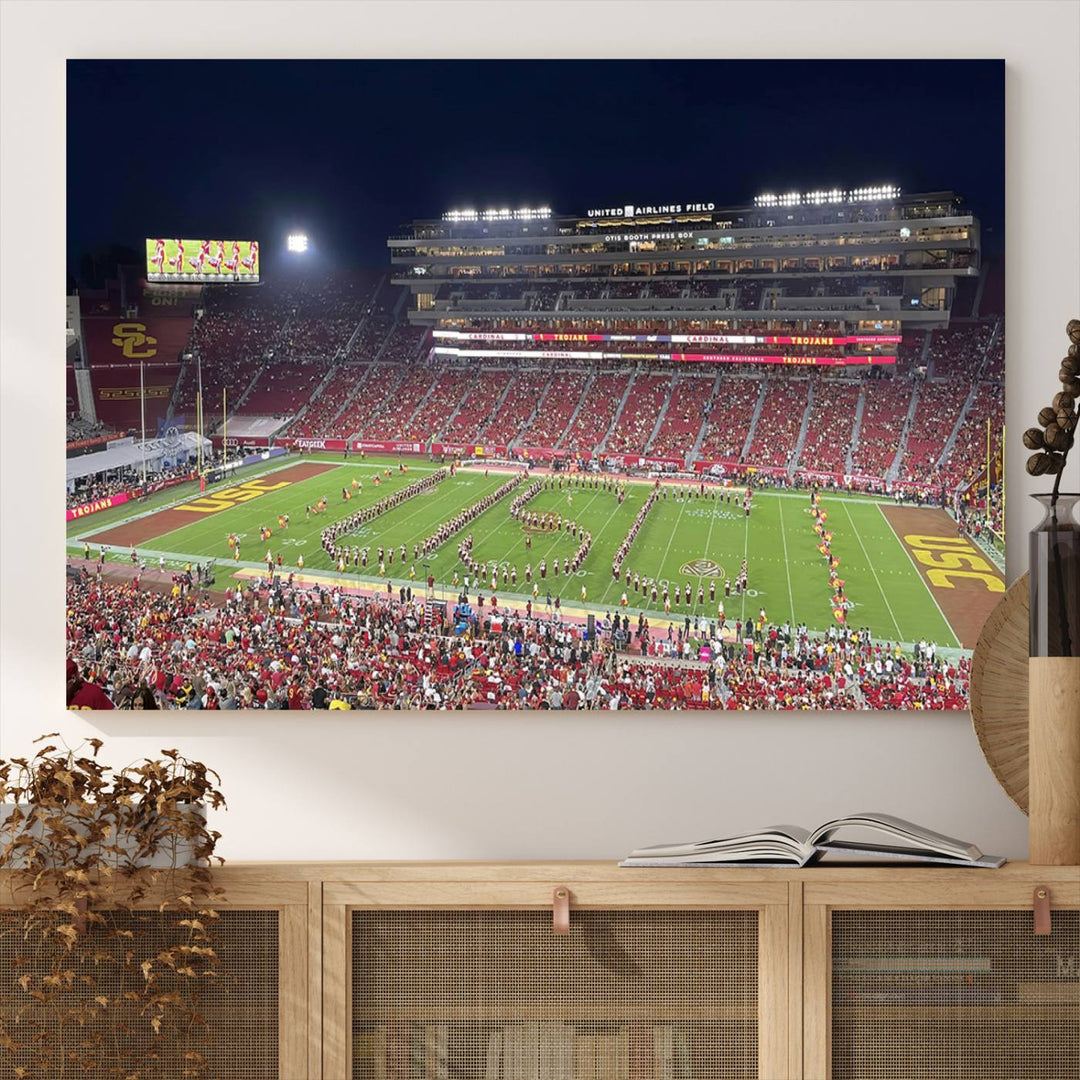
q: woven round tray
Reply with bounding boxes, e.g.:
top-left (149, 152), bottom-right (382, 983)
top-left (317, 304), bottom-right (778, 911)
top-left (970, 572), bottom-right (1029, 814)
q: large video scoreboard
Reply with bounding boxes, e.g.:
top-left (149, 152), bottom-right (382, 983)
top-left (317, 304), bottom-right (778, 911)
top-left (146, 238), bottom-right (259, 283)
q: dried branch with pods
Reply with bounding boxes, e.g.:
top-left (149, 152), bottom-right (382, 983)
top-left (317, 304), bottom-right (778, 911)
top-left (1023, 319), bottom-right (1080, 488)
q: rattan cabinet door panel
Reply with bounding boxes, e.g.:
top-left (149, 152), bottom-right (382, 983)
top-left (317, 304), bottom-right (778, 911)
top-left (350, 909), bottom-right (760, 1080)
top-left (0, 908), bottom-right (281, 1080)
top-left (829, 909), bottom-right (1079, 1080)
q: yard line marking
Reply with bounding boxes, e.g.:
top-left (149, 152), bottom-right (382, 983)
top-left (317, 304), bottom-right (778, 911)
top-left (652, 495), bottom-right (690, 612)
top-left (842, 501), bottom-right (903, 643)
top-left (739, 507), bottom-right (750, 626)
top-left (777, 497), bottom-right (795, 625)
top-left (875, 503), bottom-right (960, 649)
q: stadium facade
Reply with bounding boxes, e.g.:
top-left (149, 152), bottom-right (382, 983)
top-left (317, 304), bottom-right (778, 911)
top-left (391, 188), bottom-right (978, 360)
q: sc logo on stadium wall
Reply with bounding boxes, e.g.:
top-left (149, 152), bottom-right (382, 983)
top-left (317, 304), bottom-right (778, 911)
top-left (111, 322), bottom-right (158, 359)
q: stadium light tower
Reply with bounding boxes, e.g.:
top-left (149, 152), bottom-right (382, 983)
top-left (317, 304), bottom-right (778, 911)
top-left (287, 232), bottom-right (309, 253)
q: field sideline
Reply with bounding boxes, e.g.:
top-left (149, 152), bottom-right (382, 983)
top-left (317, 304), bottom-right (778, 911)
top-left (68, 454), bottom-right (1004, 649)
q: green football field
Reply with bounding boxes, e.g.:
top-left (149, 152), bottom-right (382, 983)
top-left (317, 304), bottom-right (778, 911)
top-left (69, 454), bottom-right (967, 647)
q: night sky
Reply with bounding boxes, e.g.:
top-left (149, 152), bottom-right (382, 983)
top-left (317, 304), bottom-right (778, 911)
top-left (67, 59), bottom-right (1004, 280)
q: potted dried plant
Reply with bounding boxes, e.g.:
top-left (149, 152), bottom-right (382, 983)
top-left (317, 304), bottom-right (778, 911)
top-left (1022, 319), bottom-right (1080, 865)
top-left (0, 736), bottom-right (227, 1078)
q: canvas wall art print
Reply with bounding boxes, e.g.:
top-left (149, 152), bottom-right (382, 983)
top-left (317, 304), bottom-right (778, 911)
top-left (64, 59), bottom-right (1005, 711)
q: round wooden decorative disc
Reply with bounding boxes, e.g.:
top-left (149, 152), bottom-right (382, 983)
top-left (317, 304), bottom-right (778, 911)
top-left (970, 572), bottom-right (1030, 814)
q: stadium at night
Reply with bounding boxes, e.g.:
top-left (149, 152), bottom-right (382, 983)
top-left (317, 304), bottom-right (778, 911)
top-left (65, 179), bottom-right (1004, 710)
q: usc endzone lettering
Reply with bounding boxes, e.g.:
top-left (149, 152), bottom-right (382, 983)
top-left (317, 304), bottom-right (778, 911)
top-left (175, 478), bottom-right (293, 514)
top-left (903, 533), bottom-right (1004, 593)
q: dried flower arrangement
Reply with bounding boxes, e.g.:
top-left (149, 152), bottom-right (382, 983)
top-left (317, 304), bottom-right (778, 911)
top-left (0, 736), bottom-right (226, 1079)
top-left (1023, 319), bottom-right (1080, 660)
top-left (1023, 319), bottom-right (1079, 483)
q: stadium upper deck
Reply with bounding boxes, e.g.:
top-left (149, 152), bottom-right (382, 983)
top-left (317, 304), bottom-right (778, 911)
top-left (390, 188), bottom-right (979, 355)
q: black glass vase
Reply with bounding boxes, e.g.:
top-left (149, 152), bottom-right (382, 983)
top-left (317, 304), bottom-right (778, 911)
top-left (1029, 493), bottom-right (1080, 657)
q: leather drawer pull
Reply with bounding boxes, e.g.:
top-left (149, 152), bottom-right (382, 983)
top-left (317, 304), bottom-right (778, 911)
top-left (553, 887), bottom-right (570, 935)
top-left (1033, 886), bottom-right (1052, 936)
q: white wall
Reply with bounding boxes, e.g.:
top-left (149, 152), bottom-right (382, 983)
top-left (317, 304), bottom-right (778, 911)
top-left (2, 1), bottom-right (1078, 862)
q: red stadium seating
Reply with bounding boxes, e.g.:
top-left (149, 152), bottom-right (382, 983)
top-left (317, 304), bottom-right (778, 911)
top-left (892, 328), bottom-right (926, 375)
top-left (744, 378), bottom-right (810, 470)
top-left (236, 359), bottom-right (330, 417)
top-left (81, 313), bottom-right (195, 369)
top-left (649, 376), bottom-right (713, 459)
top-left (287, 365), bottom-right (367, 438)
top-left (605, 374), bottom-right (673, 455)
top-left (900, 379), bottom-right (971, 483)
top-left (174, 357), bottom-right (262, 430)
top-left (333, 364), bottom-right (404, 439)
top-left (365, 368), bottom-right (472, 441)
top-left (369, 366), bottom-right (444, 441)
top-left (561, 372), bottom-right (632, 456)
top-left (480, 369), bottom-right (553, 445)
top-left (346, 315), bottom-right (395, 361)
top-left (850, 379), bottom-right (913, 479)
top-left (939, 380), bottom-right (1005, 487)
top-left (926, 323), bottom-right (993, 379)
top-left (84, 363), bottom-right (181, 431)
top-left (379, 323), bottom-right (428, 365)
top-left (697, 378), bottom-right (763, 463)
top-left (79, 266), bottom-right (1000, 491)
top-left (798, 381), bottom-right (862, 473)
top-left (518, 372), bottom-right (590, 448)
top-left (442, 371), bottom-right (513, 442)
top-left (982, 331), bottom-right (1004, 383)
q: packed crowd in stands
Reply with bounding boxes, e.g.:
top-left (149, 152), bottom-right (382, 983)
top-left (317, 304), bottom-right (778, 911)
top-left (345, 313), bottom-right (394, 362)
top-left (95, 265), bottom-right (1003, 495)
top-left (397, 369), bottom-right (473, 441)
top-left (67, 462), bottom-right (198, 509)
top-left (174, 354), bottom-right (263, 431)
top-left (192, 296), bottom-right (288, 368)
top-left (378, 323), bottom-right (428, 365)
top-left (925, 323), bottom-right (994, 379)
top-left (335, 364), bottom-right (407, 439)
top-left (370, 364), bottom-right (442, 440)
top-left (982, 331), bottom-right (1005, 382)
top-left (277, 317), bottom-right (354, 360)
top-left (65, 573), bottom-right (970, 710)
top-left (939, 380), bottom-right (1005, 488)
top-left (479, 369), bottom-right (552, 444)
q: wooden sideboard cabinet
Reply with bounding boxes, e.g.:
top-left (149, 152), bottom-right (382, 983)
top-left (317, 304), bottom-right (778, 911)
top-left (4, 862), bottom-right (1076, 1080)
